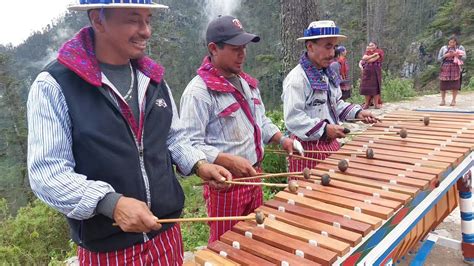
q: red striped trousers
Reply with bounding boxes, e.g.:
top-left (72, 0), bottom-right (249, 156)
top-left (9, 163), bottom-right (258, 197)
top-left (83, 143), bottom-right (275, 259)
top-left (204, 176), bottom-right (263, 243)
top-left (77, 224), bottom-right (183, 266)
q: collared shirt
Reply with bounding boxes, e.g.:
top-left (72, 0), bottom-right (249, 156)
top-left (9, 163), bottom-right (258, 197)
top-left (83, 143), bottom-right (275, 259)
top-left (180, 75), bottom-right (279, 165)
top-left (27, 70), bottom-right (204, 220)
top-left (282, 64), bottom-right (361, 141)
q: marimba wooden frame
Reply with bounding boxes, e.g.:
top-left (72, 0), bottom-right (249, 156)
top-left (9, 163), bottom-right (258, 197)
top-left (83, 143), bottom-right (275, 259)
top-left (355, 151), bottom-right (473, 265)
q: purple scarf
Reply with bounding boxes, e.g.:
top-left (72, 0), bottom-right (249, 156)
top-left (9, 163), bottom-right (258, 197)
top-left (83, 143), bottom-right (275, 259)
top-left (299, 52), bottom-right (340, 91)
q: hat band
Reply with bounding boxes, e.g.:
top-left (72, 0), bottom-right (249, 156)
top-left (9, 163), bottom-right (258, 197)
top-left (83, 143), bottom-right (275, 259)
top-left (80, 0), bottom-right (153, 4)
top-left (304, 27), bottom-right (340, 38)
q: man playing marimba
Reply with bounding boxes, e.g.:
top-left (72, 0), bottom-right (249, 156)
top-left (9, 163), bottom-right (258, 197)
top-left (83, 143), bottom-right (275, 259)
top-left (180, 15), bottom-right (303, 243)
top-left (282, 20), bottom-right (377, 173)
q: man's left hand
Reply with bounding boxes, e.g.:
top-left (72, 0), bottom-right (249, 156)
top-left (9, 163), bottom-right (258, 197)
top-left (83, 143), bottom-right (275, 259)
top-left (197, 163), bottom-right (232, 190)
top-left (356, 110), bottom-right (379, 124)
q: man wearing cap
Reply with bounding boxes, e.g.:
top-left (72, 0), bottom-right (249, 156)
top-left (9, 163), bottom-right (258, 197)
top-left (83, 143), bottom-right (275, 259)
top-left (180, 15), bottom-right (303, 243)
top-left (282, 20), bottom-right (377, 173)
top-left (27, 1), bottom-right (232, 264)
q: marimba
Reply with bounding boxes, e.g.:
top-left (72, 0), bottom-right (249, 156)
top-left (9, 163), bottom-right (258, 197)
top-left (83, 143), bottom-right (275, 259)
top-left (191, 110), bottom-right (474, 266)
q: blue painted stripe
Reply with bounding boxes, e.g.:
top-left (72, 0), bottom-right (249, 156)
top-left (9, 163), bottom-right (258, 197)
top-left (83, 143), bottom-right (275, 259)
top-left (461, 212), bottom-right (474, 221)
top-left (460, 191), bottom-right (472, 199)
top-left (463, 233), bottom-right (474, 244)
top-left (304, 27), bottom-right (341, 37)
top-left (410, 239), bottom-right (435, 266)
top-left (372, 158), bottom-right (474, 264)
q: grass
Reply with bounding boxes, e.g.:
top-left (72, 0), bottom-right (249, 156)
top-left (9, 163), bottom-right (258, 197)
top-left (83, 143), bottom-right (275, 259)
top-left (178, 176), bottom-right (209, 251)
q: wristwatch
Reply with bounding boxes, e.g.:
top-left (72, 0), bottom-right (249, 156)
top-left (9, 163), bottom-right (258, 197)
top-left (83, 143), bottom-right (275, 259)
top-left (192, 159), bottom-right (208, 176)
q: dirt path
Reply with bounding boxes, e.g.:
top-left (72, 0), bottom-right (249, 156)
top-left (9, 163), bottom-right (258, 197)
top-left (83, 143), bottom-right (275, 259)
top-left (360, 91), bottom-right (473, 266)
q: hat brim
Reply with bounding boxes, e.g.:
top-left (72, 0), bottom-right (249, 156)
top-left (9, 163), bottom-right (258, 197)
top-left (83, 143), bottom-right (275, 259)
top-left (297, 34), bottom-right (347, 43)
top-left (68, 3), bottom-right (169, 11)
top-left (223, 33), bottom-right (260, 46)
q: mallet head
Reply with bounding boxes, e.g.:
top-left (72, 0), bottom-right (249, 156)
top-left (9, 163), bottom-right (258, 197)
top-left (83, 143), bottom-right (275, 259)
top-left (321, 173), bottom-right (331, 186)
top-left (302, 167), bottom-right (311, 180)
top-left (288, 180), bottom-right (299, 193)
top-left (366, 148), bottom-right (375, 159)
top-left (338, 159), bottom-right (349, 172)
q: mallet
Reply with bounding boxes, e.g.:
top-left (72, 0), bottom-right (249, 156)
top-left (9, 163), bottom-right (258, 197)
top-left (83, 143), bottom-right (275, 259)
top-left (347, 115), bottom-right (430, 126)
top-left (302, 148), bottom-right (375, 159)
top-left (347, 128), bottom-right (408, 139)
top-left (234, 168), bottom-right (311, 181)
top-left (113, 211), bottom-right (265, 226)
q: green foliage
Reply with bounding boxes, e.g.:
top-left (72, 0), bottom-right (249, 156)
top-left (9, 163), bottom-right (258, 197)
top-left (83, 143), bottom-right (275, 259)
top-left (381, 71), bottom-right (416, 102)
top-left (465, 77), bottom-right (474, 91)
top-left (0, 199), bottom-right (73, 264)
top-left (419, 65), bottom-right (440, 88)
top-left (179, 176), bottom-right (209, 251)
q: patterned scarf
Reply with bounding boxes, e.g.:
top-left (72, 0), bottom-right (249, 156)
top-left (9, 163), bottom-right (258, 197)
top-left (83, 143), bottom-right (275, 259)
top-left (299, 52), bottom-right (340, 91)
top-left (57, 27), bottom-right (164, 87)
top-left (197, 56), bottom-right (258, 92)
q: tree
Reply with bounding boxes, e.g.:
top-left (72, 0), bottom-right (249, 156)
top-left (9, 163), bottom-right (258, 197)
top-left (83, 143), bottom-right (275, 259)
top-left (0, 54), bottom-right (30, 207)
top-left (280, 0), bottom-right (319, 74)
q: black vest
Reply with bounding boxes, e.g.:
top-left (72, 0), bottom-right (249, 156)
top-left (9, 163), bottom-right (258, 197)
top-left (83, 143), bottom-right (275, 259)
top-left (45, 61), bottom-right (184, 252)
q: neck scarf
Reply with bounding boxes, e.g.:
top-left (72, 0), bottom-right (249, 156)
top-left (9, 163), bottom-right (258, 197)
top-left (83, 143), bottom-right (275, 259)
top-left (299, 52), bottom-right (340, 91)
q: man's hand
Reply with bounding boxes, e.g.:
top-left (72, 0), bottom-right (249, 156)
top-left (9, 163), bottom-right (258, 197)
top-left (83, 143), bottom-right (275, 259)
top-left (113, 196), bottom-right (162, 233)
top-left (356, 110), bottom-right (379, 124)
top-left (281, 137), bottom-right (294, 155)
top-left (281, 138), bottom-right (304, 155)
top-left (197, 163), bottom-right (232, 189)
top-left (325, 124), bottom-right (348, 139)
top-left (214, 153), bottom-right (257, 178)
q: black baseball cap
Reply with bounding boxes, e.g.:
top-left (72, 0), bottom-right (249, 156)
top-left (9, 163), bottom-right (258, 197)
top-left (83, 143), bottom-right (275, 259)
top-left (206, 15), bottom-right (260, 45)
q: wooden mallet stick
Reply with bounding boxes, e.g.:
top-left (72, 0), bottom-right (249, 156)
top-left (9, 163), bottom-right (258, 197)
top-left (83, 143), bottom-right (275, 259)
top-left (289, 154), bottom-right (349, 172)
top-left (234, 168), bottom-right (311, 181)
top-left (303, 148), bottom-right (375, 159)
top-left (224, 180), bottom-right (299, 193)
top-left (113, 211), bottom-right (265, 226)
top-left (348, 128), bottom-right (408, 139)
top-left (347, 116), bottom-right (430, 126)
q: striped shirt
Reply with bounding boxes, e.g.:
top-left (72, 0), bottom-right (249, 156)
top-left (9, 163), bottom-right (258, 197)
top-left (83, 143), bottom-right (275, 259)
top-left (282, 64), bottom-right (361, 141)
top-left (179, 75), bottom-right (279, 165)
top-left (27, 70), bottom-right (205, 221)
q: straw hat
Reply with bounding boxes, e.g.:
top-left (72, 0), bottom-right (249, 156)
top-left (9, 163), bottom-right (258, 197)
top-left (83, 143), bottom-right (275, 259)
top-left (297, 20), bottom-right (347, 43)
top-left (68, 0), bottom-right (168, 11)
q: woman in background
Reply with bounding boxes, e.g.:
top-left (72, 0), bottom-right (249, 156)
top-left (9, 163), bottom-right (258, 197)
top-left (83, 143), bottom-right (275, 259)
top-left (438, 36), bottom-right (466, 106)
top-left (330, 45), bottom-right (351, 100)
top-left (360, 42), bottom-right (384, 109)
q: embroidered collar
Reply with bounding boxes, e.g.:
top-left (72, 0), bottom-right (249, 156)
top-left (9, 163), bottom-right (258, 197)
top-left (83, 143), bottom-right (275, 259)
top-left (299, 52), bottom-right (340, 91)
top-left (57, 27), bottom-right (164, 87)
top-left (197, 56), bottom-right (258, 93)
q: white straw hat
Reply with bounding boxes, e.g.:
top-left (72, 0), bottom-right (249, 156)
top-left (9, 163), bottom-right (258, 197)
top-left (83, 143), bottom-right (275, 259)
top-left (297, 20), bottom-right (347, 42)
top-left (68, 0), bottom-right (168, 11)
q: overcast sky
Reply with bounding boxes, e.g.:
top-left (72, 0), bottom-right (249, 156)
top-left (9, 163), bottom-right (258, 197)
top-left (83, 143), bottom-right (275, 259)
top-left (0, 0), bottom-right (74, 46)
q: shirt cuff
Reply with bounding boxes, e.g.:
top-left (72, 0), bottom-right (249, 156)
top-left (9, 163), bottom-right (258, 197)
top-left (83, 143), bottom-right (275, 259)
top-left (96, 192), bottom-right (122, 219)
top-left (263, 125), bottom-right (280, 144)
